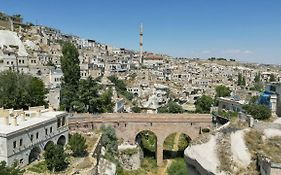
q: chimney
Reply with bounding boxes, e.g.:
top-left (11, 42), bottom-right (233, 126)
top-left (37, 110), bottom-right (41, 117)
top-left (19, 113), bottom-right (25, 122)
top-left (11, 115), bottom-right (17, 126)
top-left (48, 104), bottom-right (53, 111)
top-left (1, 109), bottom-right (9, 125)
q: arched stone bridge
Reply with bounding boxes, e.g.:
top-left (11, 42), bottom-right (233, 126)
top-left (68, 113), bottom-right (213, 166)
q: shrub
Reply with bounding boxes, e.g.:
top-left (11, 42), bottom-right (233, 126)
top-left (43, 143), bottom-right (67, 172)
top-left (167, 158), bottom-right (189, 175)
top-left (243, 104), bottom-right (271, 120)
top-left (69, 133), bottom-right (88, 157)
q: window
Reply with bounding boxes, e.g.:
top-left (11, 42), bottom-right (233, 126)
top-left (22, 60), bottom-right (25, 64)
top-left (62, 117), bottom-right (65, 126)
top-left (20, 159), bottom-right (23, 164)
top-left (57, 118), bottom-right (61, 128)
top-left (7, 61), bottom-right (9, 65)
top-left (45, 128), bottom-right (48, 135)
top-left (13, 141), bottom-right (16, 148)
top-left (50, 127), bottom-right (53, 133)
top-left (30, 134), bottom-right (34, 141)
top-left (20, 139), bottom-right (23, 146)
top-left (36, 132), bottom-right (39, 139)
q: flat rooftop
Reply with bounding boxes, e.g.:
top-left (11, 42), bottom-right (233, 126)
top-left (0, 109), bottom-right (66, 136)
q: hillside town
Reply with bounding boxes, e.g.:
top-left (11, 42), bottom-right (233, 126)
top-left (0, 10), bottom-right (281, 175)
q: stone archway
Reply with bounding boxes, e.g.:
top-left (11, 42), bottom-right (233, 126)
top-left (29, 146), bottom-right (41, 164)
top-left (44, 140), bottom-right (54, 150)
top-left (163, 132), bottom-right (191, 160)
top-left (135, 130), bottom-right (157, 159)
top-left (57, 135), bottom-right (66, 146)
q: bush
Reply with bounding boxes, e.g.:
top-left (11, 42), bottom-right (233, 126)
top-left (158, 101), bottom-right (184, 113)
top-left (101, 125), bottom-right (118, 158)
top-left (132, 106), bottom-right (142, 113)
top-left (215, 85), bottom-right (231, 97)
top-left (195, 95), bottom-right (214, 113)
top-left (0, 161), bottom-right (24, 175)
top-left (108, 75), bottom-right (134, 101)
top-left (69, 133), bottom-right (87, 157)
top-left (167, 158), bottom-right (189, 175)
top-left (243, 104), bottom-right (271, 120)
top-left (43, 143), bottom-right (67, 172)
top-left (27, 161), bottom-right (48, 173)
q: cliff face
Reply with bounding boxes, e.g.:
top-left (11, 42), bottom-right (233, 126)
top-left (184, 118), bottom-right (281, 175)
top-left (118, 149), bottom-right (142, 171)
top-left (118, 145), bottom-right (142, 171)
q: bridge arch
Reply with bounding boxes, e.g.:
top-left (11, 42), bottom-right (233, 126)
top-left (135, 130), bottom-right (157, 158)
top-left (163, 132), bottom-right (191, 160)
top-left (44, 140), bottom-right (55, 150)
top-left (57, 135), bottom-right (66, 146)
top-left (28, 146), bottom-right (41, 164)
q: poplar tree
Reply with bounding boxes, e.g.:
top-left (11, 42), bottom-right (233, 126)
top-left (60, 42), bottom-right (80, 111)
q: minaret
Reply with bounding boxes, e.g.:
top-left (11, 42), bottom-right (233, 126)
top-left (139, 23), bottom-right (143, 64)
top-left (9, 17), bottom-right (14, 32)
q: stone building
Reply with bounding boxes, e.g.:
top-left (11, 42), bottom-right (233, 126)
top-left (0, 106), bottom-right (69, 167)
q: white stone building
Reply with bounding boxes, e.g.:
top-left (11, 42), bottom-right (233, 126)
top-left (0, 106), bottom-right (69, 167)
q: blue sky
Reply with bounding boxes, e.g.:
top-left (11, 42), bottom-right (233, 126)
top-left (1, 0), bottom-right (281, 64)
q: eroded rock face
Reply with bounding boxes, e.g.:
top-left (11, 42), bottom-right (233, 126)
top-left (119, 148), bottom-right (143, 171)
top-left (97, 158), bottom-right (116, 175)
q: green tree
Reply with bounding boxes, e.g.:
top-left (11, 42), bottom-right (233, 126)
top-left (60, 42), bottom-right (80, 111)
top-left (238, 73), bottom-right (243, 86)
top-left (158, 101), bottom-right (184, 113)
top-left (74, 77), bottom-right (113, 113)
top-left (249, 96), bottom-right (259, 104)
top-left (44, 143), bottom-right (67, 172)
top-left (195, 95), bottom-right (214, 113)
top-left (101, 125), bottom-right (118, 158)
top-left (132, 106), bottom-right (142, 113)
top-left (0, 161), bottom-right (24, 175)
top-left (243, 104), bottom-right (271, 120)
top-left (69, 133), bottom-right (88, 157)
top-left (108, 75), bottom-right (134, 101)
top-left (242, 76), bottom-right (246, 86)
top-left (269, 74), bottom-right (276, 82)
top-left (167, 158), bottom-right (189, 175)
top-left (0, 71), bottom-right (47, 109)
top-left (254, 72), bottom-right (261, 83)
top-left (215, 85), bottom-right (231, 97)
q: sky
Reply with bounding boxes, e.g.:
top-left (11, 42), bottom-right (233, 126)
top-left (1, 0), bottom-right (281, 64)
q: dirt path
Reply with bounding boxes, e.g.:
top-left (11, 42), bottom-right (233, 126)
top-left (160, 133), bottom-right (181, 175)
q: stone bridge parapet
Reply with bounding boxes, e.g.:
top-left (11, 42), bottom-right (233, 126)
top-left (68, 113), bottom-right (213, 166)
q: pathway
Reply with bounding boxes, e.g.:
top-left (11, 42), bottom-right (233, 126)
top-left (160, 132), bottom-right (181, 175)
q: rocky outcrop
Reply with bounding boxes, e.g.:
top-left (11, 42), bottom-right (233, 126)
top-left (118, 144), bottom-right (142, 171)
top-left (97, 158), bottom-right (116, 175)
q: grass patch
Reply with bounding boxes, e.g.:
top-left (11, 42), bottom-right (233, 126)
top-left (117, 157), bottom-right (158, 175)
top-left (120, 148), bottom-right (139, 156)
top-left (167, 158), bottom-right (189, 175)
top-left (27, 161), bottom-right (48, 173)
top-left (164, 133), bottom-right (176, 150)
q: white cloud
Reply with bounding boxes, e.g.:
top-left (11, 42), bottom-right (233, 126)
top-left (221, 49), bottom-right (254, 55)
